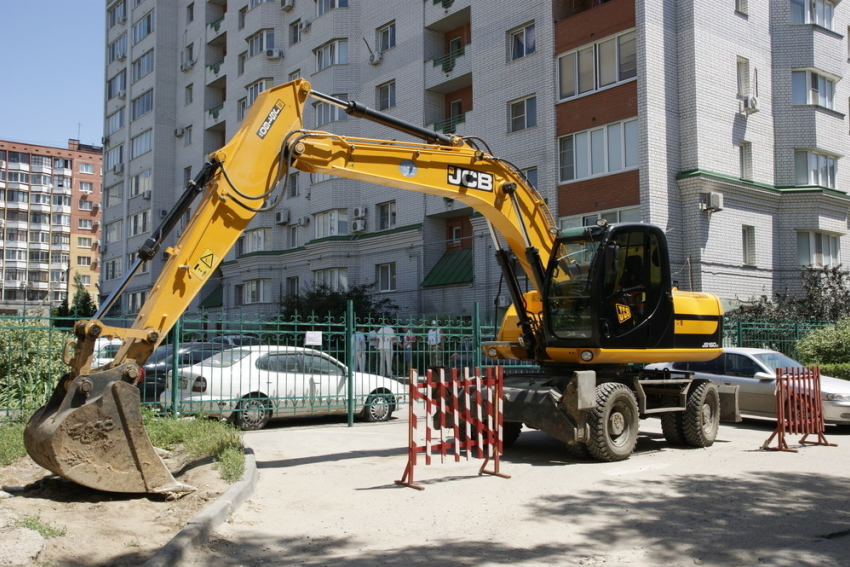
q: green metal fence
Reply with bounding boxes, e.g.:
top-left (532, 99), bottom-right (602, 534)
top-left (722, 321), bottom-right (828, 358)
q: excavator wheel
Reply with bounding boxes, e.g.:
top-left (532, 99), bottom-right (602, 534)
top-left (586, 382), bottom-right (639, 462)
top-left (682, 381), bottom-right (720, 447)
top-left (24, 364), bottom-right (195, 494)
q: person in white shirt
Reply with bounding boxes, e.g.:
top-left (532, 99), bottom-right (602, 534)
top-left (352, 327), bottom-right (366, 372)
top-left (402, 327), bottom-right (417, 375)
top-left (426, 320), bottom-right (443, 367)
top-left (376, 325), bottom-right (397, 377)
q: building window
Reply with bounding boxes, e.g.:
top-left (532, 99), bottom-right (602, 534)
top-left (451, 225), bottom-right (462, 243)
top-left (108, 35), bottom-right (127, 63)
top-left (132, 10), bottom-right (155, 45)
top-left (242, 228), bottom-right (270, 254)
top-left (316, 40), bottom-right (348, 71)
top-left (131, 90), bottom-right (154, 120)
top-left (736, 0), bottom-right (748, 14)
top-left (247, 80), bottom-right (267, 106)
top-left (186, 3), bottom-right (194, 22)
top-left (131, 50), bottom-right (154, 83)
top-left (559, 206), bottom-right (641, 230)
top-left (127, 291), bottom-right (147, 314)
top-left (106, 109), bottom-right (125, 137)
top-left (795, 149), bottom-right (836, 188)
top-left (378, 21), bottom-right (396, 52)
top-left (79, 219), bottom-right (93, 230)
top-left (287, 173), bottom-right (299, 197)
top-left (238, 98), bottom-right (248, 121)
top-left (522, 167), bottom-right (538, 189)
top-left (510, 23), bottom-right (535, 61)
top-left (234, 285), bottom-right (244, 307)
top-left (80, 182), bottom-right (94, 194)
top-left (317, 0), bottom-right (347, 16)
top-left (314, 96), bottom-right (348, 126)
top-left (289, 69), bottom-right (301, 81)
top-left (244, 279), bottom-right (271, 304)
top-left (559, 118), bottom-right (639, 182)
top-left (377, 201), bottom-right (396, 230)
top-left (792, 70), bottom-right (835, 109)
top-left (79, 200), bottom-right (94, 211)
top-left (105, 259), bottom-right (123, 280)
top-left (247, 29), bottom-right (274, 57)
top-left (739, 141), bottom-right (752, 180)
top-left (129, 210), bottom-right (150, 236)
top-left (314, 209), bottom-right (348, 238)
top-left (107, 71), bottom-right (126, 100)
top-left (737, 57), bottom-right (750, 96)
top-left (105, 145), bottom-right (123, 170)
top-left (108, 1), bottom-right (126, 28)
top-left (288, 225), bottom-right (299, 249)
top-left (285, 276), bottom-right (299, 296)
top-left (238, 52), bottom-right (247, 76)
top-left (184, 125), bottom-right (193, 147)
top-left (106, 184), bottom-right (123, 207)
top-left (238, 6), bottom-right (247, 29)
top-left (131, 130), bottom-right (152, 159)
top-left (791, 0), bottom-right (834, 29)
top-left (509, 96), bottom-right (537, 132)
top-left (77, 256), bottom-right (92, 267)
top-left (314, 268), bottom-right (348, 290)
top-left (377, 81), bottom-right (396, 110)
top-left (131, 169), bottom-right (152, 197)
top-left (79, 163), bottom-right (94, 175)
top-left (742, 225), bottom-right (755, 266)
top-left (78, 237), bottom-right (93, 248)
top-left (798, 231), bottom-right (840, 266)
top-left (376, 262), bottom-right (396, 292)
top-left (558, 30), bottom-right (636, 100)
top-left (290, 20), bottom-right (302, 45)
top-left (249, 0), bottom-right (274, 7)
top-left (183, 166), bottom-right (192, 185)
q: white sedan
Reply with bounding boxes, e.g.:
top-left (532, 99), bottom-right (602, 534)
top-left (161, 346), bottom-right (406, 430)
top-left (646, 347), bottom-right (850, 426)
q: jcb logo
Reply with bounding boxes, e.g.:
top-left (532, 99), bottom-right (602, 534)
top-left (447, 166), bottom-right (493, 191)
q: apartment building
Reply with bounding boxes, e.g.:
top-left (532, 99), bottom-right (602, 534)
top-left (0, 139), bottom-right (103, 315)
top-left (100, 0), bottom-right (850, 324)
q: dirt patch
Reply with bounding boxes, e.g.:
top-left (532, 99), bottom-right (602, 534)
top-left (0, 448), bottom-right (230, 567)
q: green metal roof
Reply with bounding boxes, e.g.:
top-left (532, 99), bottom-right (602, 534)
top-left (421, 248), bottom-right (473, 288)
top-left (198, 285), bottom-right (223, 309)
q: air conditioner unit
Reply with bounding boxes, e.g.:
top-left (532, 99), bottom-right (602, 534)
top-left (101, 245), bottom-right (107, 254)
top-left (142, 190), bottom-right (152, 200)
top-left (93, 239), bottom-right (101, 247)
top-left (742, 94), bottom-right (759, 114)
top-left (497, 295), bottom-right (511, 308)
top-left (175, 127), bottom-right (185, 137)
top-left (351, 219), bottom-right (366, 233)
top-left (265, 48), bottom-right (284, 59)
top-left (117, 90), bottom-right (126, 100)
top-left (180, 60), bottom-right (195, 72)
top-left (118, 15), bottom-right (127, 24)
top-left (159, 209), bottom-right (169, 218)
top-left (94, 221), bottom-right (101, 227)
top-left (369, 52), bottom-right (382, 65)
top-left (297, 215), bottom-right (310, 227)
top-left (299, 19), bottom-right (311, 32)
top-left (101, 136), bottom-right (110, 146)
top-left (0, 219), bottom-right (5, 227)
top-left (93, 202), bottom-right (101, 209)
top-left (282, 0), bottom-right (294, 10)
top-left (275, 209), bottom-right (290, 224)
top-left (113, 163), bottom-right (124, 174)
top-left (116, 52), bottom-right (126, 61)
top-left (353, 206), bottom-right (367, 219)
top-left (700, 192), bottom-right (724, 212)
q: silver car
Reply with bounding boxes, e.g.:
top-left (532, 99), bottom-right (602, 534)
top-left (646, 348), bottom-right (850, 425)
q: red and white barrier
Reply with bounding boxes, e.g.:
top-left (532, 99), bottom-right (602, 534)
top-left (395, 366), bottom-right (510, 490)
top-left (761, 366), bottom-right (836, 452)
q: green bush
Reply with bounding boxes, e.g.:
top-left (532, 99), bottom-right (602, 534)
top-left (817, 363), bottom-right (850, 381)
top-left (0, 422), bottom-right (26, 466)
top-left (795, 319), bottom-right (850, 365)
top-left (0, 319), bottom-right (69, 412)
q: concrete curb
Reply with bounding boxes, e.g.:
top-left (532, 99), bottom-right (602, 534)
top-left (142, 447), bottom-right (258, 567)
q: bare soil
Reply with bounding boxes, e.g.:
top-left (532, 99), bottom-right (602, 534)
top-left (0, 448), bottom-right (229, 567)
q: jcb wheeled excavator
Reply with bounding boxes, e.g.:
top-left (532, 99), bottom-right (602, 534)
top-left (25, 79), bottom-right (729, 493)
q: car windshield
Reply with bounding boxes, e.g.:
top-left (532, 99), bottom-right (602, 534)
top-left (203, 349), bottom-right (253, 368)
top-left (752, 352), bottom-right (804, 373)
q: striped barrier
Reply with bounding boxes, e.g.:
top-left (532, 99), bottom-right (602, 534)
top-left (761, 366), bottom-right (836, 452)
top-left (396, 366), bottom-right (510, 490)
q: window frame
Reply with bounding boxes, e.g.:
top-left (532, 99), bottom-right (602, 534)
top-left (509, 95), bottom-right (537, 133)
top-left (797, 230), bottom-right (840, 267)
top-left (794, 149), bottom-right (836, 188)
top-left (557, 29), bottom-right (637, 102)
top-left (377, 201), bottom-right (396, 231)
top-left (509, 22), bottom-right (536, 61)
top-left (377, 81), bottom-right (396, 111)
top-left (316, 39), bottom-right (348, 71)
top-left (378, 21), bottom-right (396, 53)
top-left (376, 262), bottom-right (397, 292)
top-left (558, 117), bottom-right (639, 183)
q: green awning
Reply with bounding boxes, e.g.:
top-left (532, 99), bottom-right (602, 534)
top-left (421, 248), bottom-right (473, 288)
top-left (198, 285), bottom-right (223, 309)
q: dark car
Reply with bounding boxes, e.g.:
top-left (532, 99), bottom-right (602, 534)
top-left (140, 342), bottom-right (221, 404)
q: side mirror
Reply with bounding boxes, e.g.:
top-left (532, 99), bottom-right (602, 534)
top-left (754, 371), bottom-right (773, 381)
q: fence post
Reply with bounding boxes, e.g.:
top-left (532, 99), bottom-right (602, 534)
top-left (736, 321), bottom-right (742, 347)
top-left (346, 300), bottom-right (355, 427)
top-left (170, 316), bottom-right (182, 418)
top-left (473, 302), bottom-right (481, 369)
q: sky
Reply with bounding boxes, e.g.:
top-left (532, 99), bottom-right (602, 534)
top-left (0, 1), bottom-right (105, 148)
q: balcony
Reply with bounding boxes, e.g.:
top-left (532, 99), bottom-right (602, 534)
top-left (206, 103), bottom-right (226, 130)
top-left (432, 113), bottom-right (466, 134)
top-left (206, 58), bottom-right (226, 87)
top-left (207, 14), bottom-right (226, 44)
top-left (424, 0), bottom-right (471, 31)
top-left (425, 45), bottom-right (472, 93)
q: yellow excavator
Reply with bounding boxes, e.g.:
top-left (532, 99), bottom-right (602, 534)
top-left (25, 79), bottom-right (729, 493)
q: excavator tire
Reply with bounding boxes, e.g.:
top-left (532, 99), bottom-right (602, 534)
top-left (586, 382), bottom-right (639, 462)
top-left (660, 397), bottom-right (687, 446)
top-left (564, 441), bottom-right (591, 460)
top-left (502, 422), bottom-right (522, 447)
top-left (683, 381), bottom-right (720, 447)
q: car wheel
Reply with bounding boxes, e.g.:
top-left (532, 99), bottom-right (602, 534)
top-left (586, 382), bottom-right (639, 462)
top-left (660, 396), bottom-right (687, 446)
top-left (235, 395), bottom-right (272, 431)
top-left (683, 381), bottom-right (720, 448)
top-left (502, 422), bottom-right (522, 447)
top-left (363, 390), bottom-right (393, 422)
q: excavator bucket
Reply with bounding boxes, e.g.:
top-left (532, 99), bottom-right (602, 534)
top-left (24, 363), bottom-right (195, 494)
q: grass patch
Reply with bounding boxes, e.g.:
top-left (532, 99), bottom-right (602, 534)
top-left (0, 421), bottom-right (26, 466)
top-left (14, 515), bottom-right (67, 538)
top-left (143, 410), bottom-right (245, 482)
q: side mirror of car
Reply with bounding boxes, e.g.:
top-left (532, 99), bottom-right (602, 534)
top-left (754, 371), bottom-right (773, 381)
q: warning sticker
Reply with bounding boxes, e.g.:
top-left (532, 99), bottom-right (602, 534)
top-left (615, 303), bottom-right (632, 324)
top-left (191, 249), bottom-right (218, 280)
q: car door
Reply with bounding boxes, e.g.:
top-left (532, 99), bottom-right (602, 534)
top-left (256, 353), bottom-right (301, 414)
top-left (301, 353), bottom-right (346, 413)
top-left (721, 353), bottom-right (775, 417)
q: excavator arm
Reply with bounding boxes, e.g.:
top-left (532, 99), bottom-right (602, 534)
top-left (24, 79), bottom-right (558, 493)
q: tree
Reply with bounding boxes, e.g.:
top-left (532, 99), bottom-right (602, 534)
top-left (276, 282), bottom-right (398, 323)
top-left (53, 273), bottom-right (97, 328)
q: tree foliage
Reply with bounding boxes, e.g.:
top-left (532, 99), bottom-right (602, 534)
top-left (795, 319), bottom-right (850, 365)
top-left (276, 283), bottom-right (398, 323)
top-left (52, 273), bottom-right (97, 328)
top-left (0, 319), bottom-right (69, 412)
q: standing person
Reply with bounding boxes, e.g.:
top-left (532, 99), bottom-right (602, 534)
top-left (367, 327), bottom-right (379, 373)
top-left (427, 320), bottom-right (443, 367)
top-left (352, 326), bottom-right (366, 372)
top-left (376, 324), bottom-right (397, 378)
top-left (402, 326), bottom-right (417, 375)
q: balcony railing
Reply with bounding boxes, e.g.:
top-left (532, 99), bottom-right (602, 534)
top-left (208, 104), bottom-right (224, 120)
top-left (430, 47), bottom-right (465, 73)
top-left (430, 0), bottom-right (454, 7)
top-left (208, 14), bottom-right (225, 33)
top-left (432, 113), bottom-right (466, 134)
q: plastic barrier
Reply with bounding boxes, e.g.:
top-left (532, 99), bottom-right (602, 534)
top-left (396, 366), bottom-right (510, 490)
top-left (761, 366), bottom-right (836, 452)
